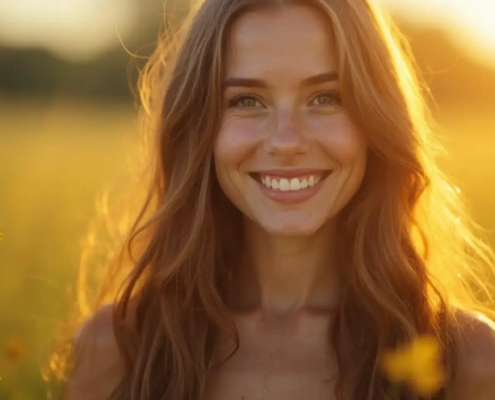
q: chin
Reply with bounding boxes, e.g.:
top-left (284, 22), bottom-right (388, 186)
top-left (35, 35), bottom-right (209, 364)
top-left (257, 214), bottom-right (326, 237)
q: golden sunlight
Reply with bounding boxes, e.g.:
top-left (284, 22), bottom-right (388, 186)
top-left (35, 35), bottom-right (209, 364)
top-left (385, 0), bottom-right (495, 65)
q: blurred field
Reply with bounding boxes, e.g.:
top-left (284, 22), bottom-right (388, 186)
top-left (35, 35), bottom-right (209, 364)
top-left (0, 99), bottom-right (494, 399)
top-left (0, 99), bottom-right (137, 399)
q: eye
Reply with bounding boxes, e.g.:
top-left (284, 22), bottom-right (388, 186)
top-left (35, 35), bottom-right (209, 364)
top-left (309, 91), bottom-right (342, 107)
top-left (228, 94), bottom-right (264, 109)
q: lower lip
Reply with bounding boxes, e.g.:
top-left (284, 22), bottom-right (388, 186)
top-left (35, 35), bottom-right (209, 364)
top-left (254, 176), bottom-right (329, 205)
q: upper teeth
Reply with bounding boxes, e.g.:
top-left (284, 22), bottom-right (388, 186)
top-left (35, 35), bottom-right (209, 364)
top-left (261, 175), bottom-right (322, 191)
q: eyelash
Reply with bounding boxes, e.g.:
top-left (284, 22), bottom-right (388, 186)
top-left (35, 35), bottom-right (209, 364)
top-left (227, 91), bottom-right (342, 108)
top-left (310, 91), bottom-right (342, 107)
top-left (228, 93), bottom-right (261, 108)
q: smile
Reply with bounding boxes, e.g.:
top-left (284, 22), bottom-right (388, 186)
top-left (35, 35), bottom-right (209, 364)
top-left (260, 174), bottom-right (323, 191)
top-left (250, 170), bottom-right (331, 204)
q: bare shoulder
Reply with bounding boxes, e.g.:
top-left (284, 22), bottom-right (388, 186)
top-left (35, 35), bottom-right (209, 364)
top-left (447, 310), bottom-right (495, 400)
top-left (68, 303), bottom-right (123, 400)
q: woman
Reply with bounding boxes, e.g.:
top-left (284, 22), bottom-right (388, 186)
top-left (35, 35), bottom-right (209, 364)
top-left (65, 0), bottom-right (495, 399)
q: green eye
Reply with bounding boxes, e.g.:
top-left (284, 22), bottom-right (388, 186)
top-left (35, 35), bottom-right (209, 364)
top-left (310, 92), bottom-right (342, 107)
top-left (229, 95), bottom-right (262, 108)
top-left (240, 98), bottom-right (258, 107)
top-left (315, 95), bottom-right (333, 105)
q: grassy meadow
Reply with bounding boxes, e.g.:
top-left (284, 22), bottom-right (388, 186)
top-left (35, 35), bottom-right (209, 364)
top-left (0, 99), bottom-right (137, 400)
top-left (0, 98), bottom-right (494, 399)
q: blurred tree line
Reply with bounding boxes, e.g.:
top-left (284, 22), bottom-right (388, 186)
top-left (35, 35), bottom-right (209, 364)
top-left (0, 14), bottom-right (494, 106)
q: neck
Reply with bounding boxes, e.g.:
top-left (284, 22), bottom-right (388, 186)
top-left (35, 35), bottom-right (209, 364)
top-left (229, 219), bottom-right (341, 317)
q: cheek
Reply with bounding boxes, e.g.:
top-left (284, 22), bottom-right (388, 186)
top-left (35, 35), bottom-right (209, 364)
top-left (214, 118), bottom-right (262, 169)
top-left (214, 118), bottom-right (263, 220)
top-left (311, 113), bottom-right (367, 213)
top-left (312, 113), bottom-right (367, 167)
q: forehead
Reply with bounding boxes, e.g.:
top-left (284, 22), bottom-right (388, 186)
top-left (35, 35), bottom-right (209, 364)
top-left (224, 5), bottom-right (338, 79)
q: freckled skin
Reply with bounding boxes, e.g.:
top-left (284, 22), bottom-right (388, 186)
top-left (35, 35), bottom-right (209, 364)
top-left (66, 5), bottom-right (495, 400)
top-left (207, 5), bottom-right (367, 400)
top-left (214, 5), bottom-right (367, 236)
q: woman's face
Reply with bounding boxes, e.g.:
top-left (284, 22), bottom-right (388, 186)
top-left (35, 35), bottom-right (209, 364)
top-left (214, 5), bottom-right (367, 236)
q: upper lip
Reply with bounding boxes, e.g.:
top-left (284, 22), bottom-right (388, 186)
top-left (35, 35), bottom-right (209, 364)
top-left (251, 169), bottom-right (331, 177)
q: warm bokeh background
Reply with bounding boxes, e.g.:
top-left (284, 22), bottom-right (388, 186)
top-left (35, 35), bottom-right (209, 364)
top-left (0, 0), bottom-right (494, 398)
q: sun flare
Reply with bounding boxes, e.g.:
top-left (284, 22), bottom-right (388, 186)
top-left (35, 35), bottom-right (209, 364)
top-left (384, 0), bottom-right (495, 65)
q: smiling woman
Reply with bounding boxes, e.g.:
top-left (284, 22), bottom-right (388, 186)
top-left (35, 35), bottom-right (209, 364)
top-left (54, 1), bottom-right (495, 400)
top-left (215, 9), bottom-right (366, 237)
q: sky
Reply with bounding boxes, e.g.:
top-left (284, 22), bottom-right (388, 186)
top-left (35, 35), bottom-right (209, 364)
top-left (0, 0), bottom-right (494, 65)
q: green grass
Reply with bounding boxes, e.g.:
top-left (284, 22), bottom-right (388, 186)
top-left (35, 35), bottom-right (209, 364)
top-left (0, 99), bottom-right (494, 399)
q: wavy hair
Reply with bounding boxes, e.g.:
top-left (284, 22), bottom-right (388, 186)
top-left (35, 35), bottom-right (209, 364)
top-left (52, 0), bottom-right (495, 399)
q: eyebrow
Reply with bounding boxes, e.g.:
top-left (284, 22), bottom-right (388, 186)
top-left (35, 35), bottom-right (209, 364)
top-left (223, 71), bottom-right (339, 90)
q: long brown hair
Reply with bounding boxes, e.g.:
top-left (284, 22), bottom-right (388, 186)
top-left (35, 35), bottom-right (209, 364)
top-left (54, 0), bottom-right (495, 399)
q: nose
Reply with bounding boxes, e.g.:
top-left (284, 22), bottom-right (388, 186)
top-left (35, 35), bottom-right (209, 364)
top-left (264, 110), bottom-right (310, 157)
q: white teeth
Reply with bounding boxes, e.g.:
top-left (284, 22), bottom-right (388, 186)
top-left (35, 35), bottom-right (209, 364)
top-left (289, 179), bottom-right (300, 190)
top-left (260, 175), bottom-right (323, 191)
top-left (279, 179), bottom-right (290, 191)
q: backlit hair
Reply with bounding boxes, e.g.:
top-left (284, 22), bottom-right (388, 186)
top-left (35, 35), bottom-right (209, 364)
top-left (54, 1), bottom-right (495, 399)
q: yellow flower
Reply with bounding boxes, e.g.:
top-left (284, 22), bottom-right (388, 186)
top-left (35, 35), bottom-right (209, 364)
top-left (381, 335), bottom-right (445, 396)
